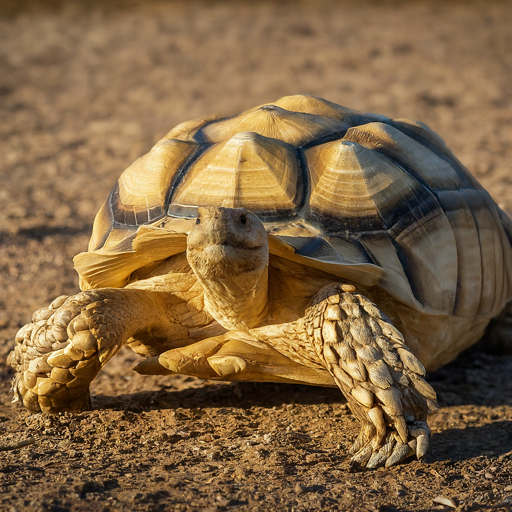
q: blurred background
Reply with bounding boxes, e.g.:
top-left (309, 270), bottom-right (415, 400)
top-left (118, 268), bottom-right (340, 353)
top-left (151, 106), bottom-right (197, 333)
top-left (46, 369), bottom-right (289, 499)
top-left (0, 0), bottom-right (511, 349)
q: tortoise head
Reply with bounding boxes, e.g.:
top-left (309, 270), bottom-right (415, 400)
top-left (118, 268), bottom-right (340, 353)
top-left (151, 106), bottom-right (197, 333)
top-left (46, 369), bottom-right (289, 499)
top-left (186, 207), bottom-right (269, 330)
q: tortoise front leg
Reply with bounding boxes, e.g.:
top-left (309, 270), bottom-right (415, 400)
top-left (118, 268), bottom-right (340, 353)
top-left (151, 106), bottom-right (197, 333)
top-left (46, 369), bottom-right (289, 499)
top-left (311, 284), bottom-right (436, 468)
top-left (8, 274), bottom-right (210, 413)
top-left (254, 284), bottom-right (437, 469)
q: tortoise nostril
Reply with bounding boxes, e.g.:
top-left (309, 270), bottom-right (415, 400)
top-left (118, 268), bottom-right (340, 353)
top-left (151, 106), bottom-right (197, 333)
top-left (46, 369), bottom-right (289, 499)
top-left (240, 215), bottom-right (247, 225)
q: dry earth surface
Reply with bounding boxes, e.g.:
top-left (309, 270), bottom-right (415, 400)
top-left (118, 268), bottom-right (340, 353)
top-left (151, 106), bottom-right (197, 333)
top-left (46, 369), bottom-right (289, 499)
top-left (1, 1), bottom-right (512, 511)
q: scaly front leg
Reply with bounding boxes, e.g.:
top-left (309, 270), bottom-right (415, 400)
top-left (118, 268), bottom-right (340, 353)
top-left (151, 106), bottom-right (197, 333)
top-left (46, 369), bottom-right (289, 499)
top-left (8, 273), bottom-right (210, 413)
top-left (8, 290), bottom-right (167, 413)
top-left (308, 284), bottom-right (437, 468)
top-left (254, 284), bottom-right (437, 469)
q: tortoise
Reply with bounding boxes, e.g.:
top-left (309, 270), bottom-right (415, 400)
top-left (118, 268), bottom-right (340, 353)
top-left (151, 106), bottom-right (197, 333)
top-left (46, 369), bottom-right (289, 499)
top-left (8, 94), bottom-right (512, 469)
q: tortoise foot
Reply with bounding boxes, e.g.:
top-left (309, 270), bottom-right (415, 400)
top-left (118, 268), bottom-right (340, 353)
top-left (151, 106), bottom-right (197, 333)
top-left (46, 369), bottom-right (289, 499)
top-left (8, 292), bottom-right (120, 413)
top-left (350, 420), bottom-right (431, 469)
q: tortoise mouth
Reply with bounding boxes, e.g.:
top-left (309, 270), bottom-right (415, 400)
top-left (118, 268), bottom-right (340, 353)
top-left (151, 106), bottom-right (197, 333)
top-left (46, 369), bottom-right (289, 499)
top-left (188, 233), bottom-right (266, 252)
top-left (217, 241), bottom-right (265, 250)
top-left (205, 243), bottom-right (262, 258)
top-left (187, 242), bottom-right (268, 279)
top-left (188, 242), bottom-right (267, 278)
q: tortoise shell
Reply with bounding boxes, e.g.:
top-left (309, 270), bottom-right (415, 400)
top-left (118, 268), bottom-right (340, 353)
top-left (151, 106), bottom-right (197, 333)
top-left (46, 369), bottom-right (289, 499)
top-left (74, 95), bottom-right (512, 320)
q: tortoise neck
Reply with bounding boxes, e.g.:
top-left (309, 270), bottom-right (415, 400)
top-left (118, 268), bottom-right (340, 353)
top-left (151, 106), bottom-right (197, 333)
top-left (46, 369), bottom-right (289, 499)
top-left (185, 207), bottom-right (270, 330)
top-left (195, 265), bottom-right (269, 331)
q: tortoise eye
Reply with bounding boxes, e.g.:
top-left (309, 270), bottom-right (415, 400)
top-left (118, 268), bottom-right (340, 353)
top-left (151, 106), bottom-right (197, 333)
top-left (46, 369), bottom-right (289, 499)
top-left (195, 217), bottom-right (201, 225)
top-left (240, 215), bottom-right (247, 225)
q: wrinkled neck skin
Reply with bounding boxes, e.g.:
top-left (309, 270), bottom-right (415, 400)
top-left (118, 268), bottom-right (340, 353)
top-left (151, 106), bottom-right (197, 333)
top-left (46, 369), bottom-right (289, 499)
top-left (186, 207), bottom-right (270, 331)
top-left (198, 264), bottom-right (269, 331)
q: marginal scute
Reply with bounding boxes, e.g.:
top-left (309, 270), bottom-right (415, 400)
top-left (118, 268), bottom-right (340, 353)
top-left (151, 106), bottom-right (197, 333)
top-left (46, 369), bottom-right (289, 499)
top-left (459, 189), bottom-right (509, 316)
top-left (436, 190), bottom-right (482, 317)
top-left (358, 232), bottom-right (422, 312)
top-left (171, 131), bottom-right (302, 214)
top-left (196, 104), bottom-right (347, 146)
top-left (88, 200), bottom-right (113, 251)
top-left (390, 199), bottom-right (458, 314)
top-left (98, 225), bottom-right (138, 254)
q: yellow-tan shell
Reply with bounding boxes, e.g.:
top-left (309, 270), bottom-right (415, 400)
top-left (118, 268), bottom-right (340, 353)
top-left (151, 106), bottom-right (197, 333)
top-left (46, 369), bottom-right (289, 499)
top-left (75, 95), bottom-right (512, 322)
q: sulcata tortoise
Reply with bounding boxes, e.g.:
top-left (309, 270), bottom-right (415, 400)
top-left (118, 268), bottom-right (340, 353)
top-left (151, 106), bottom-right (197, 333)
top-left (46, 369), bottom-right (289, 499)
top-left (8, 95), bottom-right (512, 469)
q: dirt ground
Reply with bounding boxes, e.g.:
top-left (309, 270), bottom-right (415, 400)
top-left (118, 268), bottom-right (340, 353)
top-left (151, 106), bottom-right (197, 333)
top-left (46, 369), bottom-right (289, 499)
top-left (1, 0), bottom-right (512, 510)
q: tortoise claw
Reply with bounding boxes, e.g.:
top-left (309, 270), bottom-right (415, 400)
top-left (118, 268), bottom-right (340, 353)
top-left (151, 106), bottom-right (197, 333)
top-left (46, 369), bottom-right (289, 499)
top-left (348, 420), bottom-right (431, 469)
top-left (366, 451), bottom-right (387, 469)
top-left (385, 442), bottom-right (414, 467)
top-left (351, 443), bottom-right (373, 465)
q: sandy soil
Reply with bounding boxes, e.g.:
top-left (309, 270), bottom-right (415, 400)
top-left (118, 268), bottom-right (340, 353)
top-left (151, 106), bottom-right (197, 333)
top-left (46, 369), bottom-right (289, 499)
top-left (1, 1), bottom-right (512, 510)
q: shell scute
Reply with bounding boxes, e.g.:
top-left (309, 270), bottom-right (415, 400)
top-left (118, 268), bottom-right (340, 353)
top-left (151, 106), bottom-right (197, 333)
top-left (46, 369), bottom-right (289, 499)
top-left (196, 104), bottom-right (347, 147)
top-left (304, 139), bottom-right (430, 232)
top-left (342, 123), bottom-right (465, 191)
top-left (165, 115), bottom-right (219, 141)
top-left (270, 94), bottom-right (392, 128)
top-left (169, 131), bottom-right (303, 219)
top-left (111, 138), bottom-right (197, 227)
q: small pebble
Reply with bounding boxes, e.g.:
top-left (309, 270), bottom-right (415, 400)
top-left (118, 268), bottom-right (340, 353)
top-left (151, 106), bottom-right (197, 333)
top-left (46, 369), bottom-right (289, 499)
top-left (294, 483), bottom-right (306, 494)
top-left (207, 451), bottom-right (221, 460)
top-left (433, 496), bottom-right (457, 508)
top-left (233, 468), bottom-right (246, 480)
top-left (504, 485), bottom-right (512, 492)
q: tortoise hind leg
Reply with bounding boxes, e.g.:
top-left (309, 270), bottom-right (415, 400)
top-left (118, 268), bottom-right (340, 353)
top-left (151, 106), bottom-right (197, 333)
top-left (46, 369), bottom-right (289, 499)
top-left (135, 336), bottom-right (225, 379)
top-left (208, 339), bottom-right (335, 385)
top-left (136, 336), bottom-right (336, 387)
